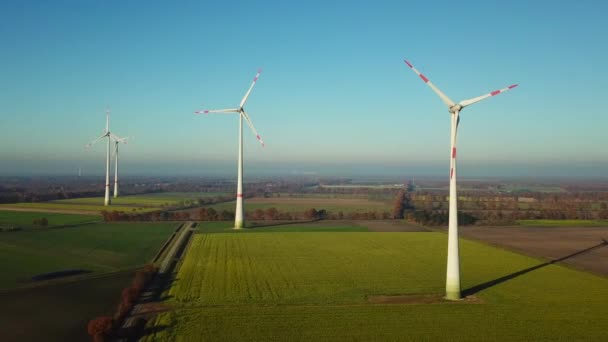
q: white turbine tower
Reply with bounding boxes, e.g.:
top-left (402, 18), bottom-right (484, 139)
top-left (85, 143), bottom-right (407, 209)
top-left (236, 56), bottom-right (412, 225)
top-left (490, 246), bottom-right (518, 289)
top-left (403, 59), bottom-right (518, 300)
top-left (195, 69), bottom-right (265, 229)
top-left (86, 108), bottom-right (113, 206)
top-left (110, 134), bottom-right (129, 198)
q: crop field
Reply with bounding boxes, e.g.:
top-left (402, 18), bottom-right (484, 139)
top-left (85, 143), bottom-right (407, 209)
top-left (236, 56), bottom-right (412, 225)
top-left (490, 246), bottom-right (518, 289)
top-left (143, 231), bottom-right (608, 341)
top-left (0, 210), bottom-right (100, 229)
top-left (0, 192), bottom-right (230, 214)
top-left (206, 196), bottom-right (392, 214)
top-left (0, 222), bottom-right (177, 289)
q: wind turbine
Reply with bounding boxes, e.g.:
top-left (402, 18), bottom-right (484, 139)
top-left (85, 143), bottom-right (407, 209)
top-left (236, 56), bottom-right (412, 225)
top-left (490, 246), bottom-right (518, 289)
top-left (195, 69), bottom-right (265, 229)
top-left (86, 108), bottom-right (113, 206)
top-left (403, 59), bottom-right (518, 300)
top-left (110, 134), bottom-right (129, 198)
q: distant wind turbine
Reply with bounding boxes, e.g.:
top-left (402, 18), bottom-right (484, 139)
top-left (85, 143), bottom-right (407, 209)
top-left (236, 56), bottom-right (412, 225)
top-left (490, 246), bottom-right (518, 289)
top-left (86, 107), bottom-right (113, 206)
top-left (110, 134), bottom-right (129, 198)
top-left (195, 69), bottom-right (265, 229)
top-left (403, 59), bottom-right (518, 300)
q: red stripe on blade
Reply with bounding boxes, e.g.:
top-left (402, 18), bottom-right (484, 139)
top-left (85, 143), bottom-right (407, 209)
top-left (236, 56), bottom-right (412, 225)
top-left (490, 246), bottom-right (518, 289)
top-left (508, 84), bottom-right (518, 89)
top-left (404, 60), bottom-right (413, 68)
top-left (420, 74), bottom-right (429, 83)
top-left (490, 90), bottom-right (501, 96)
top-left (452, 147), bottom-right (456, 158)
top-left (450, 168), bottom-right (454, 179)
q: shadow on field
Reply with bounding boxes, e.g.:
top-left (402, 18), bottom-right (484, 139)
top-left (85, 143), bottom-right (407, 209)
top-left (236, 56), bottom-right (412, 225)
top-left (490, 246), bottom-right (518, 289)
top-left (462, 239), bottom-right (608, 297)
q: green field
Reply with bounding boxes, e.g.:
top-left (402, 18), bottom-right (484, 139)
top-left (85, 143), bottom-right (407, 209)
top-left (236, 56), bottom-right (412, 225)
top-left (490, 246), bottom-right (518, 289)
top-left (0, 222), bottom-right (177, 289)
top-left (144, 231), bottom-right (608, 341)
top-left (517, 219), bottom-right (608, 227)
top-left (0, 210), bottom-right (100, 229)
top-left (0, 192), bottom-right (230, 214)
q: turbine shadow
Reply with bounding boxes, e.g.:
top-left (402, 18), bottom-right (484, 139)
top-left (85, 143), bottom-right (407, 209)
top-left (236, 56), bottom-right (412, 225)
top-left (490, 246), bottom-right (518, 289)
top-left (462, 239), bottom-right (608, 297)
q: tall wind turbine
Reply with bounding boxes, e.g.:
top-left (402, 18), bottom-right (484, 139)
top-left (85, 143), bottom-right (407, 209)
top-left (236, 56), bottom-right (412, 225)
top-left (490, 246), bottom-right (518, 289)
top-left (403, 59), bottom-right (518, 300)
top-left (195, 69), bottom-right (265, 229)
top-left (86, 108), bottom-right (113, 206)
top-left (110, 134), bottom-right (129, 198)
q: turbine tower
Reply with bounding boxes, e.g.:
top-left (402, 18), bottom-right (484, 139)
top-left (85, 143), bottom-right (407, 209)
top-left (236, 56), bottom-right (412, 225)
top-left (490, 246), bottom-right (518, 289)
top-left (195, 69), bottom-right (265, 229)
top-left (86, 108), bottom-right (113, 206)
top-left (403, 59), bottom-right (518, 300)
top-left (110, 134), bottom-right (129, 198)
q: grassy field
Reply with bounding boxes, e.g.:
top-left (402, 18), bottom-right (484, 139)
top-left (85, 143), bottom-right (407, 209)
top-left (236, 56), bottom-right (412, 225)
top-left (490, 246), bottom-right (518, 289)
top-left (0, 210), bottom-right (100, 229)
top-left (0, 222), bottom-right (177, 289)
top-left (143, 231), bottom-right (608, 341)
top-left (0, 192), bottom-right (230, 214)
top-left (517, 219), bottom-right (608, 227)
top-left (206, 197), bottom-right (392, 214)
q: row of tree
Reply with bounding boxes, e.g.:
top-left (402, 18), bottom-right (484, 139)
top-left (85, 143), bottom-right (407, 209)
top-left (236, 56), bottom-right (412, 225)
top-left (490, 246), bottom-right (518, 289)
top-left (87, 264), bottom-right (158, 341)
top-left (101, 207), bottom-right (396, 222)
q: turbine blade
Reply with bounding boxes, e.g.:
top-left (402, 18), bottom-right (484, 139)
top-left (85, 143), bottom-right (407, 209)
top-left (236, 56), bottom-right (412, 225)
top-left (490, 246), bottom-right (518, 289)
top-left (404, 59), bottom-right (455, 108)
top-left (85, 133), bottom-right (107, 149)
top-left (239, 68), bottom-right (262, 108)
top-left (241, 111), bottom-right (265, 147)
top-left (105, 106), bottom-right (110, 133)
top-left (195, 108), bottom-right (239, 114)
top-left (459, 84), bottom-right (518, 108)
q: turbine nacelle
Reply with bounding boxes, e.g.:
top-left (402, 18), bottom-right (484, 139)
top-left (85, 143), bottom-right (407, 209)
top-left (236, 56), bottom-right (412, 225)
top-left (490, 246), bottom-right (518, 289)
top-left (449, 104), bottom-right (462, 114)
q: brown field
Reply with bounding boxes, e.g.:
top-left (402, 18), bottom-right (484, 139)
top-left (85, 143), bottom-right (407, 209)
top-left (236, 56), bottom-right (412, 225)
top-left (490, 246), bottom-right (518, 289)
top-left (460, 226), bottom-right (608, 276)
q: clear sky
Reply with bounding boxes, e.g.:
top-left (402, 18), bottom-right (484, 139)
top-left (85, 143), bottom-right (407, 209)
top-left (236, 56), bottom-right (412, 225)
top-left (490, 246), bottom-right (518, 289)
top-left (1, 0), bottom-right (607, 178)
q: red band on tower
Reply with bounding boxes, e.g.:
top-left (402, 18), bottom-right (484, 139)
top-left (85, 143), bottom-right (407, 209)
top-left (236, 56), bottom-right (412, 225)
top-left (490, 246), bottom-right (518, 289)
top-left (236, 194), bottom-right (244, 198)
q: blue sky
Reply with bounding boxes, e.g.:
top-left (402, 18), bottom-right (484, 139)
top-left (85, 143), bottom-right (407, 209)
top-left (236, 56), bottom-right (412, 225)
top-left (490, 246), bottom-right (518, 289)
top-left (1, 0), bottom-right (607, 177)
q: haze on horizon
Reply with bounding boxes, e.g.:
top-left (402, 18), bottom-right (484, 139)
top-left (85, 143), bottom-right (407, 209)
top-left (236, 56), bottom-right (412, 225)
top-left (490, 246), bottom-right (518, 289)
top-left (1, 1), bottom-right (607, 179)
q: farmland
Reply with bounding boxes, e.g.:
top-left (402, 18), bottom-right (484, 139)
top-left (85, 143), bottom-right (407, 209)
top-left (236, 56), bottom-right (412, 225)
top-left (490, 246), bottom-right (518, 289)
top-left (0, 270), bottom-right (134, 342)
top-left (0, 222), bottom-right (177, 289)
top-left (195, 221), bottom-right (369, 233)
top-left (143, 230), bottom-right (608, 341)
top-left (460, 225), bottom-right (608, 276)
top-left (205, 196), bottom-right (392, 214)
top-left (0, 192), bottom-right (230, 214)
top-left (0, 210), bottom-right (100, 229)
